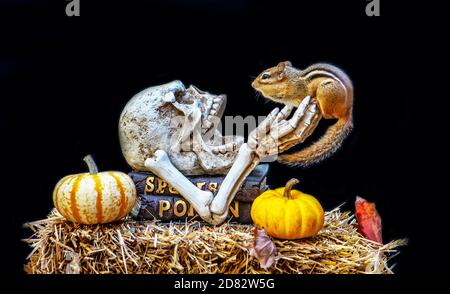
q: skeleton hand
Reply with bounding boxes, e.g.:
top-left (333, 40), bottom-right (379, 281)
top-left (248, 96), bottom-right (321, 159)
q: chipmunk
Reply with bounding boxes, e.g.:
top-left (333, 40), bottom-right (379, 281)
top-left (252, 61), bottom-right (353, 166)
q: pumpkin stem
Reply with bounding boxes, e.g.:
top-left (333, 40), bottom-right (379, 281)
top-left (83, 154), bottom-right (99, 175)
top-left (284, 178), bottom-right (299, 199)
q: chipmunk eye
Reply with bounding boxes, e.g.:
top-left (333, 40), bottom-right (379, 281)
top-left (261, 73), bottom-right (271, 80)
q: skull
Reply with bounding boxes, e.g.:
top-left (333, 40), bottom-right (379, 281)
top-left (119, 80), bottom-right (244, 175)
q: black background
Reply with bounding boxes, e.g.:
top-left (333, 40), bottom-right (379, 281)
top-left (1, 0), bottom-right (449, 290)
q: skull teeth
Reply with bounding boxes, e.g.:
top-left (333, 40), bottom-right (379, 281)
top-left (208, 102), bottom-right (219, 117)
top-left (201, 95), bottom-right (224, 135)
top-left (202, 120), bottom-right (212, 130)
top-left (211, 142), bottom-right (237, 154)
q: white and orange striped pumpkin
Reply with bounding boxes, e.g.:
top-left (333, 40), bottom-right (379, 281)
top-left (53, 155), bottom-right (137, 224)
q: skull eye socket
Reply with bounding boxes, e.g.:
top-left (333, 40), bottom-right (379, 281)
top-left (261, 73), bottom-right (271, 80)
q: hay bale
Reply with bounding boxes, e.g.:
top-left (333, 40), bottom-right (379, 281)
top-left (23, 208), bottom-right (405, 274)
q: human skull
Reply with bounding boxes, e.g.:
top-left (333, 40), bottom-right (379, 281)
top-left (119, 80), bottom-right (244, 175)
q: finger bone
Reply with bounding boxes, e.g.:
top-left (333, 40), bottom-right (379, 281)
top-left (275, 105), bottom-right (294, 122)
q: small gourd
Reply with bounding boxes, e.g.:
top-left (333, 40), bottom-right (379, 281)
top-left (251, 178), bottom-right (324, 240)
top-left (53, 155), bottom-right (137, 224)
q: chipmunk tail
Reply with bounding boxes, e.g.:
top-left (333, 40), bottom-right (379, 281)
top-left (277, 116), bottom-right (353, 167)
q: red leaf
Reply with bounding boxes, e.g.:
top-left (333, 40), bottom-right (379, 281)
top-left (355, 196), bottom-right (383, 244)
top-left (249, 228), bottom-right (277, 269)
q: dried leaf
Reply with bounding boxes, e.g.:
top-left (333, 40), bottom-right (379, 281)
top-left (355, 196), bottom-right (383, 244)
top-left (249, 228), bottom-right (277, 269)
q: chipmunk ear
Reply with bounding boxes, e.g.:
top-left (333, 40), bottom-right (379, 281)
top-left (276, 61), bottom-right (291, 72)
top-left (276, 61), bottom-right (291, 80)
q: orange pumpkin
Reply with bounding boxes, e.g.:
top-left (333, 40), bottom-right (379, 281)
top-left (53, 155), bottom-right (137, 224)
top-left (251, 178), bottom-right (324, 240)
